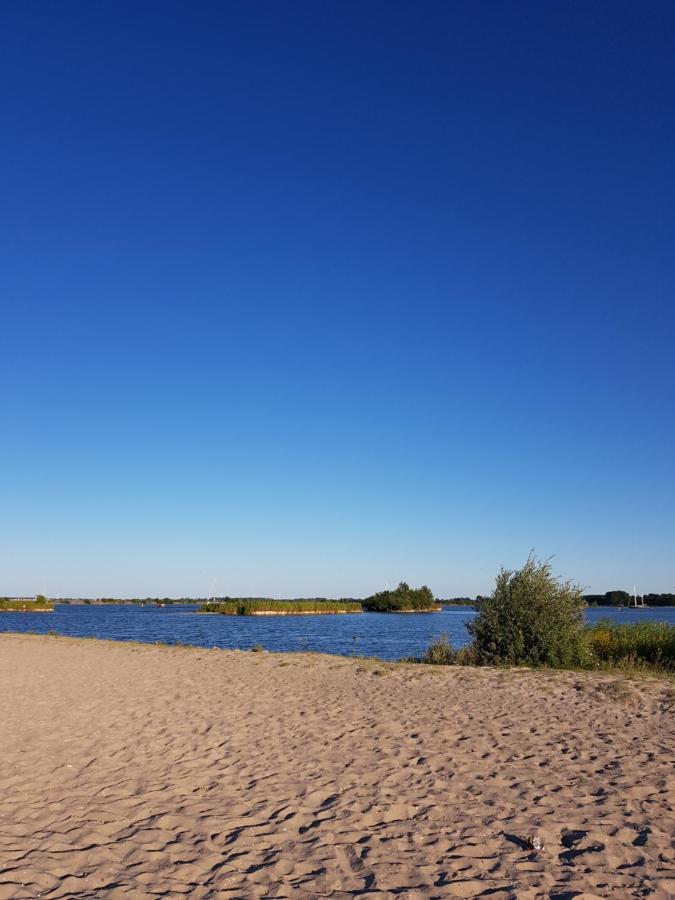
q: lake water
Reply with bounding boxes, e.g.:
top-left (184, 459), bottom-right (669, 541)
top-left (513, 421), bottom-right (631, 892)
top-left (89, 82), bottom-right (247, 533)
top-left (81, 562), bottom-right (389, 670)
top-left (1, 604), bottom-right (674, 661)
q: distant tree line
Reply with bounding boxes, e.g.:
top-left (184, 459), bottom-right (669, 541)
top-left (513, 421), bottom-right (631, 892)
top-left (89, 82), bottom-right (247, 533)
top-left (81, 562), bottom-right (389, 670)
top-left (440, 597), bottom-right (476, 606)
top-left (54, 595), bottom-right (365, 607)
top-left (12, 589), bottom-right (674, 609)
top-left (584, 591), bottom-right (675, 607)
top-left (210, 596), bottom-right (361, 603)
top-left (55, 597), bottom-right (194, 605)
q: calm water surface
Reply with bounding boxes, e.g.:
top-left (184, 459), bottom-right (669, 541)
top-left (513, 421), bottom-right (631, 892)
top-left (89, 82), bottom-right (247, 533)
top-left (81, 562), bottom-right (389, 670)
top-left (1, 604), bottom-right (674, 661)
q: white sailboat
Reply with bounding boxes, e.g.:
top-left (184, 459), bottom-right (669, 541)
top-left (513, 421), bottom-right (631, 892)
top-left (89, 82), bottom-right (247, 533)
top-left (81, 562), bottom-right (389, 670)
top-left (629, 585), bottom-right (648, 608)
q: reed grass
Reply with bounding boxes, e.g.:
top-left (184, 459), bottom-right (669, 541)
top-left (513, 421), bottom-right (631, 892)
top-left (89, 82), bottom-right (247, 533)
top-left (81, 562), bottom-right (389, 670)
top-left (199, 599), bottom-right (362, 615)
top-left (0, 598), bottom-right (54, 612)
top-left (585, 620), bottom-right (675, 673)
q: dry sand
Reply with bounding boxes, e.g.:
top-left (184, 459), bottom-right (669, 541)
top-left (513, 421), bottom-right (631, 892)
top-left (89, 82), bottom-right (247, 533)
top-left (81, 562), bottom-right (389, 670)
top-left (0, 634), bottom-right (673, 899)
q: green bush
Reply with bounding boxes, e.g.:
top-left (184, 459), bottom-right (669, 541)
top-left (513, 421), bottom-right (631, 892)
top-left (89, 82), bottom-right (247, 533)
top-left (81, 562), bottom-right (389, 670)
top-left (467, 556), bottom-right (588, 667)
top-left (363, 582), bottom-right (437, 612)
top-left (586, 620), bottom-right (675, 672)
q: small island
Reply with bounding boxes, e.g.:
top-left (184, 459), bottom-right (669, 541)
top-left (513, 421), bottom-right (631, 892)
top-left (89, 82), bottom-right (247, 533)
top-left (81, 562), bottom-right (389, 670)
top-left (198, 599), bottom-right (362, 616)
top-left (362, 582), bottom-right (441, 612)
top-left (0, 595), bottom-right (54, 613)
top-left (198, 585), bottom-right (443, 615)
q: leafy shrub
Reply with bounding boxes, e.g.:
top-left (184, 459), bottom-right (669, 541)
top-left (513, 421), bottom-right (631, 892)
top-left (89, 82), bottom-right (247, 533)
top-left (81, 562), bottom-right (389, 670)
top-left (363, 582), bottom-right (437, 612)
top-left (586, 620), bottom-right (675, 672)
top-left (468, 556), bottom-right (588, 667)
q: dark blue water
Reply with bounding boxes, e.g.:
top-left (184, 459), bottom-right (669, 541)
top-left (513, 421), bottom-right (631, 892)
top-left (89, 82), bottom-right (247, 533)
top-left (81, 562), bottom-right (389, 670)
top-left (1, 604), bottom-right (673, 660)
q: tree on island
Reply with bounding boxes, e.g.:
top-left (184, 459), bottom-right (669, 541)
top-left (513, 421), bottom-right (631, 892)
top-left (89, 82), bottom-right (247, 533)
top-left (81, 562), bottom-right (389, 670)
top-left (363, 582), bottom-right (436, 612)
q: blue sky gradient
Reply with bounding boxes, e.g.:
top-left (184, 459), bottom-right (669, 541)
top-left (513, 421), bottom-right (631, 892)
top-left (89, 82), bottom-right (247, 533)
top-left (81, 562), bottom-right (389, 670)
top-left (1, 1), bottom-right (674, 597)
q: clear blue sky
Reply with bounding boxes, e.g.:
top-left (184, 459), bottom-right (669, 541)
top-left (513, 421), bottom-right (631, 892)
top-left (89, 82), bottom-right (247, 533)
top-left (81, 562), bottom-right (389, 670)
top-left (1, 1), bottom-right (673, 598)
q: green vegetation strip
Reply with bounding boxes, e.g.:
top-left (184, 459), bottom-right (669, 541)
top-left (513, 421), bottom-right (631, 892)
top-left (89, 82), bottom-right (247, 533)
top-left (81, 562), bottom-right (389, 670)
top-left (199, 599), bottom-right (362, 615)
top-left (417, 557), bottom-right (675, 675)
top-left (0, 596), bottom-right (53, 612)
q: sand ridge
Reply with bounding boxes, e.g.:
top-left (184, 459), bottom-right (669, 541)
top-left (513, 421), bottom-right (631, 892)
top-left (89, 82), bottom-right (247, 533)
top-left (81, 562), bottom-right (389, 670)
top-left (0, 634), bottom-right (673, 898)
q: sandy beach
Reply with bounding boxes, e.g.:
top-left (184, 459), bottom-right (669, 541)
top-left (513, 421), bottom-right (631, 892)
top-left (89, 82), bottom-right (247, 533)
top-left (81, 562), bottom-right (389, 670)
top-left (0, 635), bottom-right (673, 899)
